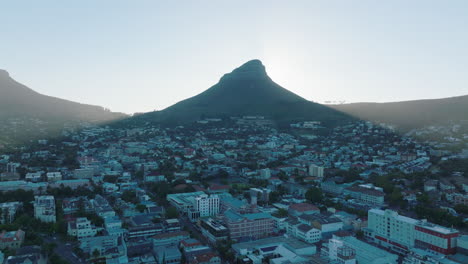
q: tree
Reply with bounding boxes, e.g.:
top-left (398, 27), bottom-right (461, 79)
top-left (136, 204), bottom-right (147, 213)
top-left (305, 187), bottom-right (323, 204)
top-left (92, 249), bottom-right (100, 259)
top-left (165, 207), bottom-right (179, 218)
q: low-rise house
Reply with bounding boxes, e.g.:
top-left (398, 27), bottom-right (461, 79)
top-left (187, 252), bottom-right (221, 264)
top-left (152, 231), bottom-right (190, 248)
top-left (288, 202), bottom-right (320, 217)
top-left (0, 229), bottom-right (25, 250)
top-left (46, 172), bottom-right (62, 182)
top-left (153, 245), bottom-right (181, 264)
top-left (4, 246), bottom-right (47, 264)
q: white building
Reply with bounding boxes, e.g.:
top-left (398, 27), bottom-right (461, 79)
top-left (258, 168), bottom-right (271, 179)
top-left (34, 196), bottom-right (56, 223)
top-left (68, 217), bottom-right (98, 239)
top-left (194, 194), bottom-right (220, 218)
top-left (365, 209), bottom-right (459, 255)
top-left (0, 202), bottom-right (22, 224)
top-left (25, 172), bottom-right (42, 182)
top-left (46, 172), bottom-right (62, 182)
top-left (287, 221), bottom-right (321, 244)
top-left (309, 164), bottom-right (324, 178)
top-left (324, 234), bottom-right (398, 264)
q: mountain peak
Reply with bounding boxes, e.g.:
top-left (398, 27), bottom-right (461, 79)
top-left (0, 69), bottom-right (10, 78)
top-left (221, 59), bottom-right (268, 81)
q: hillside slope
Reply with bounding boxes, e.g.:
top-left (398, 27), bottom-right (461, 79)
top-left (330, 95), bottom-right (468, 129)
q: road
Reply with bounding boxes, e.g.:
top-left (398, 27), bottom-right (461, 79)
top-left (43, 235), bottom-right (84, 264)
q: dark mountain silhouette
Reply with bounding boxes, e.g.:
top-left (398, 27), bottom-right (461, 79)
top-left (0, 70), bottom-right (126, 145)
top-left (0, 70), bottom-right (125, 122)
top-left (330, 95), bottom-right (468, 129)
top-left (130, 60), bottom-right (352, 126)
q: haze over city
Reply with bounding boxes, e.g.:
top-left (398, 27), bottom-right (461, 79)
top-left (2, 0), bottom-right (468, 114)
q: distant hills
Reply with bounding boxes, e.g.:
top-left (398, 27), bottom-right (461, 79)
top-left (330, 95), bottom-right (468, 130)
top-left (129, 60), bottom-right (352, 126)
top-left (0, 70), bottom-right (126, 145)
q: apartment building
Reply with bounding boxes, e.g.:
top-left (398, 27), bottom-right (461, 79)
top-left (194, 194), bottom-right (220, 218)
top-left (68, 217), bottom-right (98, 239)
top-left (366, 209), bottom-right (459, 255)
top-left (344, 185), bottom-right (385, 206)
top-left (224, 210), bottom-right (274, 241)
top-left (34, 195), bottom-right (56, 223)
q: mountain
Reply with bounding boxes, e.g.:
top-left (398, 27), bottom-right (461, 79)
top-left (0, 70), bottom-right (126, 145)
top-left (130, 60), bottom-right (352, 126)
top-left (330, 95), bottom-right (468, 130)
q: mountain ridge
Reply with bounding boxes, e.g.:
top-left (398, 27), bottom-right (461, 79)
top-left (330, 94), bottom-right (468, 129)
top-left (0, 69), bottom-right (127, 146)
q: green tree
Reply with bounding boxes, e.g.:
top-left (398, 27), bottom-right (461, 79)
top-left (305, 187), bottom-right (323, 203)
top-left (165, 207), bottom-right (179, 218)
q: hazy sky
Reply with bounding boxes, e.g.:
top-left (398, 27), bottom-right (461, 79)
top-left (1, 1), bottom-right (468, 114)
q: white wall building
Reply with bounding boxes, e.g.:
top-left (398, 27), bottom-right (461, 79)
top-left (46, 172), bottom-right (62, 182)
top-left (34, 195), bottom-right (56, 223)
top-left (366, 209), bottom-right (459, 255)
top-left (309, 164), bottom-right (324, 178)
top-left (193, 194), bottom-right (220, 218)
top-left (325, 234), bottom-right (398, 264)
top-left (68, 217), bottom-right (98, 239)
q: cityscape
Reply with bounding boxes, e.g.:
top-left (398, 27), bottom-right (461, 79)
top-left (1, 1), bottom-right (468, 264)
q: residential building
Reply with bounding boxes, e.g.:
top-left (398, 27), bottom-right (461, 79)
top-left (67, 217), bottom-right (98, 239)
top-left (193, 194), bottom-right (220, 218)
top-left (46, 172), bottom-right (62, 182)
top-left (34, 195), bottom-right (56, 223)
top-left (365, 209), bottom-right (459, 255)
top-left (199, 218), bottom-right (229, 243)
top-left (153, 245), bottom-right (181, 264)
top-left (0, 229), bottom-right (25, 250)
top-left (287, 222), bottom-right (321, 244)
top-left (152, 231), bottom-right (190, 248)
top-left (232, 236), bottom-right (316, 264)
top-left (288, 202), bottom-right (320, 217)
top-left (323, 233), bottom-right (398, 264)
top-left (223, 210), bottom-right (274, 241)
top-left (309, 164), bottom-right (324, 178)
top-left (0, 202), bottom-right (22, 224)
top-left (344, 185), bottom-right (385, 206)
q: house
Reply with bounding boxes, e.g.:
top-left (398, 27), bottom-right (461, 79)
top-left (0, 202), bottom-right (22, 224)
top-left (153, 245), bottom-right (181, 264)
top-left (46, 172), bottom-right (62, 182)
top-left (424, 180), bottom-right (438, 192)
top-left (4, 245), bottom-right (47, 264)
top-left (188, 252), bottom-right (221, 264)
top-left (286, 220), bottom-right (321, 244)
top-left (0, 229), bottom-right (25, 250)
top-left (152, 231), bottom-right (190, 248)
top-left (288, 203), bottom-right (320, 217)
